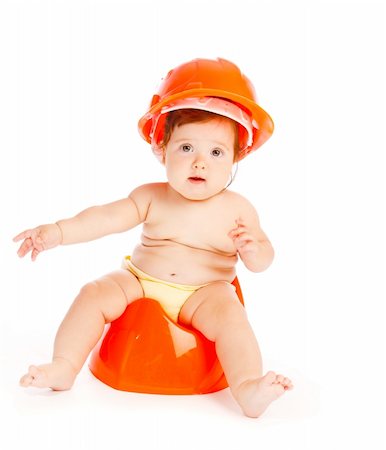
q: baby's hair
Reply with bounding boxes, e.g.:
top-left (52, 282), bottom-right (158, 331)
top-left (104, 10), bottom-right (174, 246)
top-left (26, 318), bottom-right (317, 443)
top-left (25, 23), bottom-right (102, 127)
top-left (161, 109), bottom-right (240, 161)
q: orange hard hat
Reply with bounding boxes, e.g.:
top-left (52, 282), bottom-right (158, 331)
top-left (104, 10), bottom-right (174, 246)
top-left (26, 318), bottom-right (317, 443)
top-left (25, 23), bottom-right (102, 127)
top-left (138, 58), bottom-right (274, 161)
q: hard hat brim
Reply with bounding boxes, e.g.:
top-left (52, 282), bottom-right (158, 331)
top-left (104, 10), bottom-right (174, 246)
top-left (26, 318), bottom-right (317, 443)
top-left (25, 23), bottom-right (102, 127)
top-left (138, 88), bottom-right (274, 158)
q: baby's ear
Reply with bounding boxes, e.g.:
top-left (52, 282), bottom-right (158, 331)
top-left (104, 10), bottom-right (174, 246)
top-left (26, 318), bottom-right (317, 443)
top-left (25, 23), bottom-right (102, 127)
top-left (152, 145), bottom-right (166, 164)
top-left (160, 146), bottom-right (167, 164)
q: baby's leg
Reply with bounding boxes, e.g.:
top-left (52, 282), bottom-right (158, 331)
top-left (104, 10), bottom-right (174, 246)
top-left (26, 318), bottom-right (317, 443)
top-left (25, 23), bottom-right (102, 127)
top-left (20, 269), bottom-right (143, 390)
top-left (179, 282), bottom-right (293, 418)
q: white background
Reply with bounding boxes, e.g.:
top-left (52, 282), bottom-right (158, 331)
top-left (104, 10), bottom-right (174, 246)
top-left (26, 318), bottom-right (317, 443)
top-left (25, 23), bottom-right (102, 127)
top-left (1, 0), bottom-right (385, 448)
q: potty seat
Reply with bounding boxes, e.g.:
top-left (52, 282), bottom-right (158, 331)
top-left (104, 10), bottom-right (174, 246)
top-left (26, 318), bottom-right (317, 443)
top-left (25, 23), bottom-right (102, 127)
top-left (89, 278), bottom-right (244, 395)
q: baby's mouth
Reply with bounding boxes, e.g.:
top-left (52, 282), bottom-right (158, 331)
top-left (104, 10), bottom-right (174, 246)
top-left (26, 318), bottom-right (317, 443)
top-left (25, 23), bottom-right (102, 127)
top-left (188, 177), bottom-right (206, 184)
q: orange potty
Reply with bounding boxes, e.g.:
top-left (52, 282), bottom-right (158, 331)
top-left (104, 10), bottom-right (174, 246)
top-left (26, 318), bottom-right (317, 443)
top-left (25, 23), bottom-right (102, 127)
top-left (89, 278), bottom-right (244, 394)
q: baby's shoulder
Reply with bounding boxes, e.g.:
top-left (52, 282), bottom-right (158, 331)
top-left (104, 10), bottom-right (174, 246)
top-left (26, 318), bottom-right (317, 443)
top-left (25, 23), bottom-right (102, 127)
top-left (130, 182), bottom-right (167, 199)
top-left (221, 189), bottom-right (256, 211)
top-left (129, 183), bottom-right (167, 221)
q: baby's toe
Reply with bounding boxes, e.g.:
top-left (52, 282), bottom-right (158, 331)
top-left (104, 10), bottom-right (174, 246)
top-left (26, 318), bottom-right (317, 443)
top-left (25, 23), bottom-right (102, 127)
top-left (28, 366), bottom-right (47, 387)
top-left (20, 366), bottom-right (41, 386)
top-left (19, 373), bottom-right (33, 387)
top-left (264, 371), bottom-right (277, 383)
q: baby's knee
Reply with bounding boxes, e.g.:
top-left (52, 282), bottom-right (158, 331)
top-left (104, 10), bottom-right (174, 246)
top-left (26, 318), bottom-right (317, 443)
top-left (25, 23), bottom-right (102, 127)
top-left (190, 283), bottom-right (245, 340)
top-left (76, 278), bottom-right (122, 308)
top-left (77, 281), bottom-right (103, 300)
top-left (75, 272), bottom-right (142, 322)
top-left (213, 296), bottom-right (247, 328)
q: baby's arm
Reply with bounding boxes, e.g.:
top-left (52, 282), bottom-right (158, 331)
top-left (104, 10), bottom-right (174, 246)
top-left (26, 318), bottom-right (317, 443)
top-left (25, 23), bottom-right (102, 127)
top-left (228, 198), bottom-right (274, 272)
top-left (14, 184), bottom-right (152, 261)
top-left (55, 194), bottom-right (144, 244)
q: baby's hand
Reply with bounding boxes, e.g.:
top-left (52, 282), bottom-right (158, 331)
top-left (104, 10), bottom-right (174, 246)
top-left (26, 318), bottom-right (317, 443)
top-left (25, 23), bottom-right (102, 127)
top-left (13, 223), bottom-right (63, 261)
top-left (228, 218), bottom-right (259, 257)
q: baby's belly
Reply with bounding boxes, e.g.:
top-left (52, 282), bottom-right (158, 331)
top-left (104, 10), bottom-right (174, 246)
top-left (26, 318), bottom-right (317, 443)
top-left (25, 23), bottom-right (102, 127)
top-left (130, 239), bottom-right (238, 285)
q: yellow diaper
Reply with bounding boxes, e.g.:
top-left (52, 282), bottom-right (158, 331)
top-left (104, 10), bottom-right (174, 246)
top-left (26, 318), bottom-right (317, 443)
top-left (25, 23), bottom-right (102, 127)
top-left (122, 256), bottom-right (208, 322)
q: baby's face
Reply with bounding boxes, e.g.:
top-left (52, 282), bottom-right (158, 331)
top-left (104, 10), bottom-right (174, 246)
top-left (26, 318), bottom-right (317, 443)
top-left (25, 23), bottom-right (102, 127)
top-left (163, 118), bottom-right (235, 200)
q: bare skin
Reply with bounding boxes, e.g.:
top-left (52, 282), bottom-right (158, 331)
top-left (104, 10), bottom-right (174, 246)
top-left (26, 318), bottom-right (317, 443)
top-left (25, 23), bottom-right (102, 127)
top-left (15, 118), bottom-right (293, 417)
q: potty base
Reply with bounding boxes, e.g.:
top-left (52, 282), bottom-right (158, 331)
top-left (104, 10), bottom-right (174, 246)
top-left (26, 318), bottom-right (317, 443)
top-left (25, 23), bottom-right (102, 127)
top-left (89, 278), bottom-right (244, 394)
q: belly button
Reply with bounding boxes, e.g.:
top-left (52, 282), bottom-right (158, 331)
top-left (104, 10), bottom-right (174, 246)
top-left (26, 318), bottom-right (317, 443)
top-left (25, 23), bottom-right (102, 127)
top-left (170, 273), bottom-right (176, 277)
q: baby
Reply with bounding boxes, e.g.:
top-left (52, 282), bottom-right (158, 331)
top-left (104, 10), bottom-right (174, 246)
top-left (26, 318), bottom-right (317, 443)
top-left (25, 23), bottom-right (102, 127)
top-left (14, 58), bottom-right (293, 418)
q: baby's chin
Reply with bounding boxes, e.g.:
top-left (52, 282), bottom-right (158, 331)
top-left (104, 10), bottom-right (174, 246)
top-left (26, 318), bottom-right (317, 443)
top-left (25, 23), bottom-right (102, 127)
top-left (167, 179), bottom-right (229, 201)
top-left (174, 186), bottom-right (227, 201)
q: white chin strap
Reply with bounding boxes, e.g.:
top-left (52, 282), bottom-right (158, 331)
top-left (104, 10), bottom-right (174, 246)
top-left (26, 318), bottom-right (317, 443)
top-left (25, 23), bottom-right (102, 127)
top-left (150, 97), bottom-right (258, 162)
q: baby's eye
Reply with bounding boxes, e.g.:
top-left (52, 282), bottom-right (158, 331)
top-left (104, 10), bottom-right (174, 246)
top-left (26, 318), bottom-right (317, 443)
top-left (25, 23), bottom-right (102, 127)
top-left (211, 148), bottom-right (223, 157)
top-left (180, 144), bottom-right (193, 152)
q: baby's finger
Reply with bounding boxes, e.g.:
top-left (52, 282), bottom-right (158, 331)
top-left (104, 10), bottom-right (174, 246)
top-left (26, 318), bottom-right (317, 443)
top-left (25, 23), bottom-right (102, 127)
top-left (13, 229), bottom-right (32, 243)
top-left (31, 248), bottom-right (40, 261)
top-left (233, 230), bottom-right (251, 241)
top-left (234, 226), bottom-right (247, 236)
top-left (234, 236), bottom-right (253, 248)
top-left (228, 226), bottom-right (246, 238)
top-left (228, 229), bottom-right (239, 238)
top-left (16, 239), bottom-right (31, 256)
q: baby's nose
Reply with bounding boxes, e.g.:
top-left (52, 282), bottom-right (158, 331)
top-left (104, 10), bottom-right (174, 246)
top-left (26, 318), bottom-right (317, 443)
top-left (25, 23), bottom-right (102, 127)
top-left (193, 160), bottom-right (206, 170)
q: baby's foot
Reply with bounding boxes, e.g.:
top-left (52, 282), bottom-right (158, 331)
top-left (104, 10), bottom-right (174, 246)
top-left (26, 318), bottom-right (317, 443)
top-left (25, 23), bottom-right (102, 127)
top-left (19, 358), bottom-right (77, 391)
top-left (235, 371), bottom-right (293, 418)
